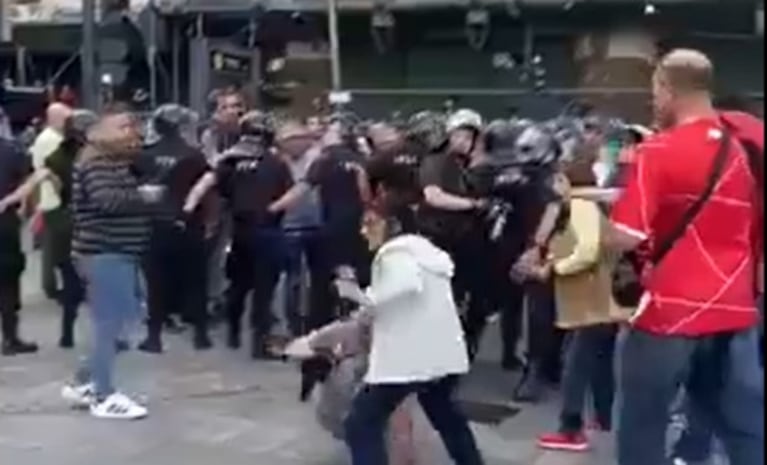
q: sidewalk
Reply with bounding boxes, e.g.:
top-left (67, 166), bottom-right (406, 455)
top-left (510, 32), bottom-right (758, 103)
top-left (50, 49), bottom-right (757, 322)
top-left (2, 254), bottom-right (615, 465)
top-left (1, 303), bottom-right (619, 465)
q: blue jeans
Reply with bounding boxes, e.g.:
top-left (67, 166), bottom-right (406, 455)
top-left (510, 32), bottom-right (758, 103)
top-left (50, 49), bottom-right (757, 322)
top-left (673, 295), bottom-right (765, 462)
top-left (75, 254), bottom-right (142, 399)
top-left (345, 376), bottom-right (484, 465)
top-left (618, 326), bottom-right (764, 465)
top-left (282, 228), bottom-right (322, 336)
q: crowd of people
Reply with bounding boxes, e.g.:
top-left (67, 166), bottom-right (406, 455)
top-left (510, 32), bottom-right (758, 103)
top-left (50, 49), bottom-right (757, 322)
top-left (0, 48), bottom-right (763, 465)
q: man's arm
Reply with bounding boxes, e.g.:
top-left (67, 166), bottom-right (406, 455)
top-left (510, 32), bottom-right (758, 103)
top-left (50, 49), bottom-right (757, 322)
top-left (419, 156), bottom-right (482, 211)
top-left (81, 165), bottom-right (146, 214)
top-left (183, 171), bottom-right (218, 214)
top-left (554, 199), bottom-right (602, 276)
top-left (0, 169), bottom-right (54, 212)
top-left (268, 182), bottom-right (311, 213)
top-left (269, 155), bottom-right (324, 213)
top-left (607, 143), bottom-right (659, 252)
top-left (422, 185), bottom-right (482, 211)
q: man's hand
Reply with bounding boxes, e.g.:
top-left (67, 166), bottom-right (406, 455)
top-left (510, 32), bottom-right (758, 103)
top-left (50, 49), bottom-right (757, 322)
top-left (529, 261), bottom-right (553, 281)
top-left (334, 278), bottom-right (373, 307)
top-left (471, 198), bottom-right (490, 212)
top-left (552, 172), bottom-right (571, 199)
top-left (0, 196), bottom-right (12, 214)
top-left (510, 247), bottom-right (545, 283)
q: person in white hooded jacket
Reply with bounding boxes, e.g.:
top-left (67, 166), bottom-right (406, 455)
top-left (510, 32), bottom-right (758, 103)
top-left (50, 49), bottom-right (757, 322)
top-left (337, 187), bottom-right (484, 465)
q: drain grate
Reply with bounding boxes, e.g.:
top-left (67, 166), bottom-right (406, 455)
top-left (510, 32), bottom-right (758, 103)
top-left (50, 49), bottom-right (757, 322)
top-left (457, 399), bottom-right (520, 426)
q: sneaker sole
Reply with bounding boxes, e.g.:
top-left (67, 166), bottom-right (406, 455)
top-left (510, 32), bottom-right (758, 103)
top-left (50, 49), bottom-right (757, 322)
top-left (537, 442), bottom-right (591, 452)
top-left (90, 410), bottom-right (149, 421)
top-left (61, 387), bottom-right (94, 409)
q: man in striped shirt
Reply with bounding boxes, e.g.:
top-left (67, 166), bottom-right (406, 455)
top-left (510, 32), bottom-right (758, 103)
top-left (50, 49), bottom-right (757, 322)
top-left (63, 109), bottom-right (161, 420)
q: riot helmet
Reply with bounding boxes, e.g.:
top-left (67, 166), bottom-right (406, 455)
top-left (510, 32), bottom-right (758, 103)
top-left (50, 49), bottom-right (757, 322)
top-left (446, 108), bottom-right (483, 134)
top-left (149, 104), bottom-right (200, 145)
top-left (239, 110), bottom-right (276, 145)
top-left (405, 111), bottom-right (447, 153)
top-left (513, 124), bottom-right (561, 166)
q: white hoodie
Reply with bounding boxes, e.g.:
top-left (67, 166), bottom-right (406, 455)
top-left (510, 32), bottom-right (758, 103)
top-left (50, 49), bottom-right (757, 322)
top-left (364, 234), bottom-right (470, 384)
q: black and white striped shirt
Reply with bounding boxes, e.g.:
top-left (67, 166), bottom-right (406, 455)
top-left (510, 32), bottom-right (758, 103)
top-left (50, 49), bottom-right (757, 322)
top-left (72, 157), bottom-right (151, 256)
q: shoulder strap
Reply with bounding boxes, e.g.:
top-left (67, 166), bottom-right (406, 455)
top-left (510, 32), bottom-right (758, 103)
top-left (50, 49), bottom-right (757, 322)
top-left (651, 130), bottom-right (732, 265)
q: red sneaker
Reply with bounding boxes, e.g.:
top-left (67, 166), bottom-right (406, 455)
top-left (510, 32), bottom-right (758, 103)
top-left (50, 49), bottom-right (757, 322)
top-left (536, 432), bottom-right (590, 452)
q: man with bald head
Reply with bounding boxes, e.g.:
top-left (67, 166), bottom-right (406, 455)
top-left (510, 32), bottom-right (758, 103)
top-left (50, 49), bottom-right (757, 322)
top-left (608, 49), bottom-right (763, 465)
top-left (30, 102), bottom-right (72, 299)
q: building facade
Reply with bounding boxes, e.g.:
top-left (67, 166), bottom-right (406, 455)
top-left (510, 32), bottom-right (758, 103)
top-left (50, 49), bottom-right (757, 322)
top-left (2, 0), bottom-right (764, 120)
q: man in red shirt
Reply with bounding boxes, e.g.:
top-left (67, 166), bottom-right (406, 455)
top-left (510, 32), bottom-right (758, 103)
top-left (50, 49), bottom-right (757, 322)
top-left (610, 49), bottom-right (763, 465)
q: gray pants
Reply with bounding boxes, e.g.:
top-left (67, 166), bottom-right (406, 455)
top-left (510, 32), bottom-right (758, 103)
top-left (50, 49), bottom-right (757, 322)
top-left (617, 326), bottom-right (764, 465)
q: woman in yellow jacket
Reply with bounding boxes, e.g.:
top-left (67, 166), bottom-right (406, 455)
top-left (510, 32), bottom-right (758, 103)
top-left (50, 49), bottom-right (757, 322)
top-left (534, 158), bottom-right (632, 453)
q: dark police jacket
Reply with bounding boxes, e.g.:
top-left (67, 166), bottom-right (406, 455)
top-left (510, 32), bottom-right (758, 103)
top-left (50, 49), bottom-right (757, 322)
top-left (134, 136), bottom-right (210, 227)
top-left (0, 139), bottom-right (31, 279)
top-left (214, 136), bottom-right (293, 229)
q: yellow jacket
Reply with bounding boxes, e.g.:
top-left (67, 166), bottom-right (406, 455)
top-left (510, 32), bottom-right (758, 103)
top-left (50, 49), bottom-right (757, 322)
top-left (549, 194), bottom-right (633, 329)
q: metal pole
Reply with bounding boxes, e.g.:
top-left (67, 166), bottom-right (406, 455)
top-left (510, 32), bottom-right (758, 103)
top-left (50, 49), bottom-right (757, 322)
top-left (81, 0), bottom-right (98, 109)
top-left (148, 2), bottom-right (158, 108)
top-left (15, 46), bottom-right (29, 86)
top-left (327, 0), bottom-right (342, 90)
top-left (1, 0), bottom-right (11, 43)
top-left (171, 18), bottom-right (180, 103)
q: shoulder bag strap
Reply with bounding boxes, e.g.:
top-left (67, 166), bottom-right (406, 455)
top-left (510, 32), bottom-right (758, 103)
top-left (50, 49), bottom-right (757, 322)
top-left (651, 130), bottom-right (732, 265)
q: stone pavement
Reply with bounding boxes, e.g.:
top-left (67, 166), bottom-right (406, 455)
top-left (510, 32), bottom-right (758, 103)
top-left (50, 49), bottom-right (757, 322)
top-left (0, 257), bottom-right (619, 465)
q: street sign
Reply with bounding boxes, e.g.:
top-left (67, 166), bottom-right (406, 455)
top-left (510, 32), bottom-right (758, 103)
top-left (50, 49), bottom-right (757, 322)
top-left (328, 90), bottom-right (352, 105)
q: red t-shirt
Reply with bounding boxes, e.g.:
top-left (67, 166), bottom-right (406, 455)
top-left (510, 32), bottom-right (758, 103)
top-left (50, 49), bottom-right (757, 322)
top-left (612, 116), bottom-right (761, 336)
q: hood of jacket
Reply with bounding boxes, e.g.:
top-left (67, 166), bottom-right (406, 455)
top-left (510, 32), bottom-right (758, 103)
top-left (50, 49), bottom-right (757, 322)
top-left (376, 234), bottom-right (454, 279)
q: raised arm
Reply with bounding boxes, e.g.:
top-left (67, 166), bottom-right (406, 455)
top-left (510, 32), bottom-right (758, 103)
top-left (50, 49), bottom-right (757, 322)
top-left (81, 164), bottom-right (146, 214)
top-left (0, 169), bottom-right (54, 212)
top-left (554, 199), bottom-right (602, 276)
top-left (183, 171), bottom-right (218, 214)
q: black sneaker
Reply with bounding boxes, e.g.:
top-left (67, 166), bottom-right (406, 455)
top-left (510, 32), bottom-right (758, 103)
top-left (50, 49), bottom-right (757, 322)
top-left (250, 334), bottom-right (279, 361)
top-left (227, 327), bottom-right (241, 350)
top-left (501, 355), bottom-right (525, 372)
top-left (193, 331), bottom-right (213, 351)
top-left (2, 339), bottom-right (40, 356)
top-left (513, 366), bottom-right (543, 404)
top-left (138, 336), bottom-right (163, 354)
top-left (59, 334), bottom-right (75, 349)
top-left (115, 340), bottom-right (131, 353)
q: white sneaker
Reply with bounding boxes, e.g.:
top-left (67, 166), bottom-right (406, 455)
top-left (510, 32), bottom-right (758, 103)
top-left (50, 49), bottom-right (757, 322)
top-left (61, 383), bottom-right (96, 409)
top-left (89, 393), bottom-right (148, 420)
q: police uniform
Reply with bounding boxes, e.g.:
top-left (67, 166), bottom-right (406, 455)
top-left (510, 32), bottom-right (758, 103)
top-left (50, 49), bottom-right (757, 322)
top-left (0, 138), bottom-right (38, 354)
top-left (217, 134), bottom-right (293, 359)
top-left (136, 105), bottom-right (211, 352)
top-left (302, 144), bottom-right (370, 332)
top-left (45, 110), bottom-right (98, 348)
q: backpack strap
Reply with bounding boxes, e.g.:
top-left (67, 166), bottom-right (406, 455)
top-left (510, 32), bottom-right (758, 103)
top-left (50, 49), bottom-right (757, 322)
top-left (651, 130), bottom-right (732, 265)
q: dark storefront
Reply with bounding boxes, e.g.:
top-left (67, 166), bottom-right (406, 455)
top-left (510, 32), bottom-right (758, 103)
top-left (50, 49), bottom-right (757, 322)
top-left (2, 0), bottom-right (763, 122)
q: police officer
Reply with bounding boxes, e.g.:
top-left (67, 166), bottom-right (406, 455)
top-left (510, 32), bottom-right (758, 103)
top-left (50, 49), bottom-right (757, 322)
top-left (0, 110), bottom-right (98, 349)
top-left (0, 125), bottom-right (38, 356)
top-left (418, 109), bottom-right (490, 358)
top-left (473, 121), bottom-right (568, 402)
top-left (269, 111), bottom-right (371, 331)
top-left (268, 111), bottom-right (371, 400)
top-left (185, 111), bottom-right (293, 359)
top-left (136, 104), bottom-right (212, 353)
